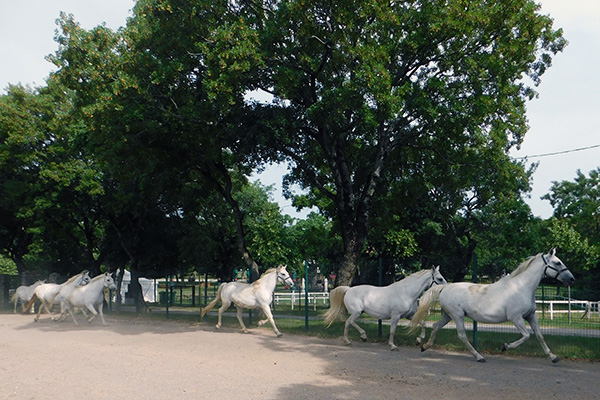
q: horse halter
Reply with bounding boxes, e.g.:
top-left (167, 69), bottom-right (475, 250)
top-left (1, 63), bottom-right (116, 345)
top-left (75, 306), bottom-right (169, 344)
top-left (277, 271), bottom-right (291, 284)
top-left (430, 270), bottom-right (441, 288)
top-left (541, 254), bottom-right (570, 281)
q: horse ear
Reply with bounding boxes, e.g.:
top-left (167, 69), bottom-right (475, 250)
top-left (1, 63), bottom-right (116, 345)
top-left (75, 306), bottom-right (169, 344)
top-left (550, 248), bottom-right (556, 256)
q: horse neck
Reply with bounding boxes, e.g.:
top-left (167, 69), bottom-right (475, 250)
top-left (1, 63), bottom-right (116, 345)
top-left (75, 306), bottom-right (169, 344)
top-left (256, 271), bottom-right (278, 292)
top-left (394, 271), bottom-right (431, 297)
top-left (412, 271), bottom-right (433, 295)
top-left (504, 256), bottom-right (545, 293)
top-left (63, 273), bottom-right (84, 288)
top-left (85, 276), bottom-right (105, 291)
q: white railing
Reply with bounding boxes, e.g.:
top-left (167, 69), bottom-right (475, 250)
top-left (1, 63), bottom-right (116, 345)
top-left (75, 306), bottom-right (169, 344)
top-left (536, 300), bottom-right (600, 320)
top-left (273, 291), bottom-right (329, 310)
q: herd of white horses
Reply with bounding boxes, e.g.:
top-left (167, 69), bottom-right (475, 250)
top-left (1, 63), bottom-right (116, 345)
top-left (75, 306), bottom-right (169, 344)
top-left (11, 271), bottom-right (117, 326)
top-left (11, 249), bottom-right (575, 363)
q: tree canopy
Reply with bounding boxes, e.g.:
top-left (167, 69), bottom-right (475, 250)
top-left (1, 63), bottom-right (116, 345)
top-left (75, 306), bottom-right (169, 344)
top-left (4, 0), bottom-right (598, 299)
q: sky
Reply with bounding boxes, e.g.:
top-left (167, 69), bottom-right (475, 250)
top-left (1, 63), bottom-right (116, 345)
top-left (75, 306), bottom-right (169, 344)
top-left (1, 0), bottom-right (599, 219)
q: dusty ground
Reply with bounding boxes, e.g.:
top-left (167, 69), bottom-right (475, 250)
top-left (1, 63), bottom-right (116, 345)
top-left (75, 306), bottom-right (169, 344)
top-left (0, 313), bottom-right (598, 400)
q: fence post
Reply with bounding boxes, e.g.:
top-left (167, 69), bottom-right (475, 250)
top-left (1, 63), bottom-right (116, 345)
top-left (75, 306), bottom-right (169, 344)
top-left (568, 286), bottom-right (572, 324)
top-left (305, 261), bottom-right (309, 331)
top-left (165, 272), bottom-right (169, 319)
top-left (472, 253), bottom-right (478, 349)
top-left (378, 257), bottom-right (383, 339)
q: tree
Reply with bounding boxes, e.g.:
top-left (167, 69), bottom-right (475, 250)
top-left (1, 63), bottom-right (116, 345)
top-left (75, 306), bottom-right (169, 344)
top-left (543, 168), bottom-right (600, 245)
top-left (0, 85), bottom-right (40, 274)
top-left (250, 0), bottom-right (566, 285)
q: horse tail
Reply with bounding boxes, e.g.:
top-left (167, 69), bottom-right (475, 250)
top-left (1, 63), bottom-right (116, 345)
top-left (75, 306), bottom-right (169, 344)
top-left (201, 283), bottom-right (225, 319)
top-left (10, 290), bottom-right (18, 303)
top-left (323, 286), bottom-right (350, 328)
top-left (408, 285), bottom-right (444, 334)
top-left (23, 294), bottom-right (38, 314)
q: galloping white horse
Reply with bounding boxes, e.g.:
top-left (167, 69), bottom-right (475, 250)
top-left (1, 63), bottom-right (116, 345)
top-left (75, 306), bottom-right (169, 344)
top-left (323, 267), bottom-right (447, 350)
top-left (11, 280), bottom-right (44, 313)
top-left (30, 271), bottom-right (91, 322)
top-left (60, 272), bottom-right (117, 326)
top-left (201, 265), bottom-right (295, 337)
top-left (410, 249), bottom-right (575, 363)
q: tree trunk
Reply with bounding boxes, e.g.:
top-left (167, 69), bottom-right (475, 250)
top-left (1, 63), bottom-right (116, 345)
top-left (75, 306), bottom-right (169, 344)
top-left (335, 238), bottom-right (362, 287)
top-left (206, 162), bottom-right (260, 281)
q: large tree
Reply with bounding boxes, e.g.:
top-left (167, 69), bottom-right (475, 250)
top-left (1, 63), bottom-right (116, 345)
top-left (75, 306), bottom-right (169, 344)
top-left (543, 168), bottom-right (600, 246)
top-left (250, 0), bottom-right (566, 285)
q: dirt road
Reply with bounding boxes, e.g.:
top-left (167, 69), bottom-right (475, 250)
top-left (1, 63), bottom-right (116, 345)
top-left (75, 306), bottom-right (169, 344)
top-left (0, 314), bottom-right (597, 399)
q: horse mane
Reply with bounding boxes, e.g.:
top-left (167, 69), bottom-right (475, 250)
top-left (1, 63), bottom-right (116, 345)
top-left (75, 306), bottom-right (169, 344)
top-left (64, 272), bottom-right (86, 284)
top-left (397, 269), bottom-right (430, 283)
top-left (252, 268), bottom-right (277, 288)
top-left (89, 274), bottom-right (105, 283)
top-left (503, 254), bottom-right (540, 280)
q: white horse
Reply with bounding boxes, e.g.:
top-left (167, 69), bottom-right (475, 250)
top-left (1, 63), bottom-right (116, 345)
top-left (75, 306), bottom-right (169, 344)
top-left (410, 249), bottom-right (575, 363)
top-left (323, 267), bottom-right (447, 350)
top-left (60, 272), bottom-right (117, 326)
top-left (30, 271), bottom-right (91, 322)
top-left (11, 280), bottom-right (44, 313)
top-left (201, 265), bottom-right (295, 337)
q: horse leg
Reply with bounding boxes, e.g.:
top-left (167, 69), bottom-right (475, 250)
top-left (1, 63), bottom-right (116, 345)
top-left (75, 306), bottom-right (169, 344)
top-left (259, 305), bottom-right (282, 337)
top-left (58, 300), bottom-right (70, 322)
top-left (388, 315), bottom-right (401, 351)
top-left (216, 299), bottom-right (230, 330)
top-left (344, 311), bottom-right (367, 345)
top-left (524, 313), bottom-right (560, 363)
top-left (35, 300), bottom-right (52, 322)
top-left (454, 316), bottom-right (486, 362)
top-left (97, 302), bottom-right (108, 326)
top-left (501, 316), bottom-right (531, 352)
top-left (256, 308), bottom-right (269, 326)
top-left (67, 303), bottom-right (79, 326)
top-left (422, 311), bottom-right (451, 352)
top-left (235, 306), bottom-right (249, 333)
top-left (414, 320), bottom-right (427, 347)
top-left (85, 304), bottom-right (98, 323)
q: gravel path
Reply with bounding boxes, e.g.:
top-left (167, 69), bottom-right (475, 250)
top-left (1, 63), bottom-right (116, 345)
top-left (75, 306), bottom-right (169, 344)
top-left (0, 314), bottom-right (598, 400)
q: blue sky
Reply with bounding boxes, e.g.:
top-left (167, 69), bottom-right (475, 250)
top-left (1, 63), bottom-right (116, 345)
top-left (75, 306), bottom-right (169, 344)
top-left (1, 0), bottom-right (598, 219)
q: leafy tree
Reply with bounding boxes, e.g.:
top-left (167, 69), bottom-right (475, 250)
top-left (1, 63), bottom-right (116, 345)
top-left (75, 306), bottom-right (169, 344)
top-left (0, 85), bottom-right (40, 274)
top-left (250, 0), bottom-right (566, 285)
top-left (543, 168), bottom-right (600, 245)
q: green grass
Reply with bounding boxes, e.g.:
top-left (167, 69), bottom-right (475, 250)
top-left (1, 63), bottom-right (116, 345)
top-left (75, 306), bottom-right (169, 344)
top-left (114, 303), bottom-right (600, 361)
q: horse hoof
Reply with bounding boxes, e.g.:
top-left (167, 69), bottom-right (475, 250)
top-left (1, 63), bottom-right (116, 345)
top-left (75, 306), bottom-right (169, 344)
top-left (420, 345), bottom-right (427, 353)
top-left (344, 341), bottom-right (353, 346)
top-left (477, 358), bottom-right (486, 363)
top-left (276, 333), bottom-right (283, 338)
top-left (390, 346), bottom-right (399, 352)
top-left (552, 357), bottom-right (561, 364)
top-left (501, 344), bottom-right (508, 352)
top-left (360, 337), bottom-right (367, 342)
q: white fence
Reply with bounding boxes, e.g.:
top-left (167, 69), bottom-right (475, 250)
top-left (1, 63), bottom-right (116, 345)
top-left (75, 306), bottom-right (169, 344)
top-left (536, 300), bottom-right (600, 320)
top-left (273, 291), bottom-right (329, 310)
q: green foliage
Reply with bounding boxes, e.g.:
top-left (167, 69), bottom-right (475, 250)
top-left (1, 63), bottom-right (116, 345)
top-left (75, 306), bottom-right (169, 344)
top-left (0, 255), bottom-right (18, 275)
top-left (0, 0), bottom-right (585, 296)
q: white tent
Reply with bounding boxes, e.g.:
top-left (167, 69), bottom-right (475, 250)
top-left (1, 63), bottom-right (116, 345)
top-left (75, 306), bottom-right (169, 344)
top-left (119, 270), bottom-right (157, 303)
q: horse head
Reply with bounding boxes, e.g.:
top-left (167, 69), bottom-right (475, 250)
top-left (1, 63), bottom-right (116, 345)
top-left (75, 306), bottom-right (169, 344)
top-left (78, 271), bottom-right (91, 286)
top-left (103, 272), bottom-right (117, 290)
top-left (276, 265), bottom-right (295, 288)
top-left (542, 248), bottom-right (575, 286)
top-left (431, 266), bottom-right (447, 286)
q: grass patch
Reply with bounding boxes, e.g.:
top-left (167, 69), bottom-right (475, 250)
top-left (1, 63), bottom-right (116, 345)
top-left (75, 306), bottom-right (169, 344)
top-left (112, 304), bottom-right (600, 361)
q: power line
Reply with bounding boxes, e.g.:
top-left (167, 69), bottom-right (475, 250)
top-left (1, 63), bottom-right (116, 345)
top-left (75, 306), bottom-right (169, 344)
top-left (512, 144), bottom-right (600, 160)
